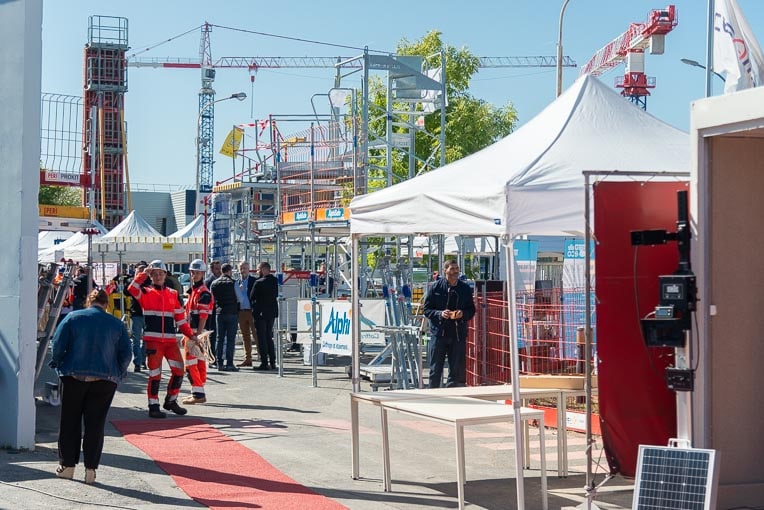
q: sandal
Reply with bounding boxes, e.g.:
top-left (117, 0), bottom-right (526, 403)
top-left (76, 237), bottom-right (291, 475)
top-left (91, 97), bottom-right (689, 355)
top-left (55, 465), bottom-right (74, 480)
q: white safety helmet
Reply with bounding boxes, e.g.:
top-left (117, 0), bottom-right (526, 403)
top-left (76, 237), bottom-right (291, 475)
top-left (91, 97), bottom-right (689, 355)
top-left (147, 260), bottom-right (167, 272)
top-left (189, 259), bottom-right (207, 272)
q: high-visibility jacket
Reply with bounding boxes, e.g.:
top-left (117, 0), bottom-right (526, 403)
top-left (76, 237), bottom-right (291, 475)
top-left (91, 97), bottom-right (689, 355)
top-left (186, 280), bottom-right (214, 331)
top-left (128, 272), bottom-right (194, 342)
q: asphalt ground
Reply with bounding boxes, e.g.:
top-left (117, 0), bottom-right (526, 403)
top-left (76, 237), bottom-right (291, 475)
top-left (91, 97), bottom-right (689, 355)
top-left (1, 346), bottom-right (635, 509)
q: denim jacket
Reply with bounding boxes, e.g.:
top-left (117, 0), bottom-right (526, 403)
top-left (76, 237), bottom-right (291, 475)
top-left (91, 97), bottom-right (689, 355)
top-left (49, 306), bottom-right (132, 384)
top-left (423, 278), bottom-right (476, 341)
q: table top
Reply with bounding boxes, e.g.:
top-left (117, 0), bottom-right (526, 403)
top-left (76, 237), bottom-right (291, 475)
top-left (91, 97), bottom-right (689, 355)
top-left (380, 396), bottom-right (544, 424)
top-left (387, 385), bottom-right (567, 399)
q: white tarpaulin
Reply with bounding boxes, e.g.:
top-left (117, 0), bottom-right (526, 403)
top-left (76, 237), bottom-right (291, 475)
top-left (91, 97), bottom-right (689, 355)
top-left (350, 74), bottom-right (689, 238)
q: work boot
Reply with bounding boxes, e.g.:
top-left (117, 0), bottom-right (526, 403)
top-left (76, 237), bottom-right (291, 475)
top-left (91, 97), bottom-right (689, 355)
top-left (181, 395), bottom-right (207, 405)
top-left (163, 397), bottom-right (187, 415)
top-left (148, 404), bottom-right (166, 419)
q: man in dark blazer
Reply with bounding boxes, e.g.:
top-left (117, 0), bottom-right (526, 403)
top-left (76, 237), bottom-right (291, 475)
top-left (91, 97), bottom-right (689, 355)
top-left (249, 261), bottom-right (279, 370)
top-left (423, 260), bottom-right (475, 388)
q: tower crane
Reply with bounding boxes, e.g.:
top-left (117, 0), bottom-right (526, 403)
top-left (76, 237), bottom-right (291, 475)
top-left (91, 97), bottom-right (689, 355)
top-left (580, 5), bottom-right (677, 109)
top-left (127, 22), bottom-right (577, 193)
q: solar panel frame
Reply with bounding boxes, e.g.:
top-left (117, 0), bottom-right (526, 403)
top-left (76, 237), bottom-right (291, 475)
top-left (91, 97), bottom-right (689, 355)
top-left (632, 444), bottom-right (719, 510)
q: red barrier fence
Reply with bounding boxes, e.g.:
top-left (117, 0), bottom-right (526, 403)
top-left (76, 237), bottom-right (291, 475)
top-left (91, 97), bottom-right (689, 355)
top-left (466, 288), bottom-right (593, 386)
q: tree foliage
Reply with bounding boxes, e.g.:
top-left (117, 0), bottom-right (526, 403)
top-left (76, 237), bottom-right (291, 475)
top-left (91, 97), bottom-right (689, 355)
top-left (364, 30), bottom-right (518, 191)
top-left (39, 185), bottom-right (82, 206)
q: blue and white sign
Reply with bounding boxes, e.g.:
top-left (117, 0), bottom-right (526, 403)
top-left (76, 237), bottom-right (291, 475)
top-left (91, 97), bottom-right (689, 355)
top-left (513, 240), bottom-right (538, 292)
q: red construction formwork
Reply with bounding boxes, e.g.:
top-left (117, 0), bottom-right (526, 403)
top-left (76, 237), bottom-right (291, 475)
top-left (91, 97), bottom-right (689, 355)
top-left (467, 288), bottom-right (592, 386)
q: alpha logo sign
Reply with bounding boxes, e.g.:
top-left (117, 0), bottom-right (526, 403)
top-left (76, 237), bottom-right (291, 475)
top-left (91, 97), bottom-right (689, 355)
top-left (320, 301), bottom-right (353, 355)
top-left (316, 207), bottom-right (349, 221)
top-left (281, 210), bottom-right (312, 224)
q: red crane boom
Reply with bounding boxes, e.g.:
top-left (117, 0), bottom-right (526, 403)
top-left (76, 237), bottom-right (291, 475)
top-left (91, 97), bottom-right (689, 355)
top-left (580, 5), bottom-right (677, 109)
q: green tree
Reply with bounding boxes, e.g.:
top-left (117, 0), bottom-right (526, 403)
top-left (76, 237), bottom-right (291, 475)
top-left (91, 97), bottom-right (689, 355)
top-left (39, 185), bottom-right (81, 206)
top-left (365, 30), bottom-right (518, 191)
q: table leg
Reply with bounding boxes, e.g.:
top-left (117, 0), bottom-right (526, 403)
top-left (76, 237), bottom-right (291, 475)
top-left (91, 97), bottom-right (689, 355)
top-left (455, 423), bottom-right (466, 510)
top-left (522, 398), bottom-right (530, 469)
top-left (381, 407), bottom-right (391, 492)
top-left (538, 415), bottom-right (548, 510)
top-left (351, 397), bottom-right (360, 479)
top-left (558, 392), bottom-right (567, 477)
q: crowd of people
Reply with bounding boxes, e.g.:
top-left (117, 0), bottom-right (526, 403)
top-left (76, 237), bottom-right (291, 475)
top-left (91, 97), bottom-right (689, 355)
top-left (48, 255), bottom-right (473, 482)
top-left (48, 257), bottom-right (282, 481)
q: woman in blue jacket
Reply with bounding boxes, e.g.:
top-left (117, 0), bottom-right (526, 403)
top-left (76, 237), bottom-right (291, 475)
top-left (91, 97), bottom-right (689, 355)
top-left (49, 289), bottom-right (132, 484)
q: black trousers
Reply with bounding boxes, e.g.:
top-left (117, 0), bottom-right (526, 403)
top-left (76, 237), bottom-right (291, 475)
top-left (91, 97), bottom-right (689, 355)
top-left (58, 376), bottom-right (117, 469)
top-left (255, 317), bottom-right (276, 366)
top-left (428, 335), bottom-right (466, 388)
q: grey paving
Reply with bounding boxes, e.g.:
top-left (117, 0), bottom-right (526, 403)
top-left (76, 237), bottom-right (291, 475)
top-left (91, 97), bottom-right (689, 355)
top-left (2, 349), bottom-right (635, 509)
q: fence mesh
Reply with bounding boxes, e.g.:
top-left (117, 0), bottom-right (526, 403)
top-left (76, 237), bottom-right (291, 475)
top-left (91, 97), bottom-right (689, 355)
top-left (467, 287), bottom-right (595, 386)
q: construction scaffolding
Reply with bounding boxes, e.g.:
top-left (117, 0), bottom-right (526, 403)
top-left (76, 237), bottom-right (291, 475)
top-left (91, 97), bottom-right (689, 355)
top-left (201, 51), bottom-right (450, 388)
top-left (83, 15), bottom-right (129, 228)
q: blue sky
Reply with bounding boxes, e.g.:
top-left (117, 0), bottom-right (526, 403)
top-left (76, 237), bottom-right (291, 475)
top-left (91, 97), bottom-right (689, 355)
top-left (41, 1), bottom-right (764, 188)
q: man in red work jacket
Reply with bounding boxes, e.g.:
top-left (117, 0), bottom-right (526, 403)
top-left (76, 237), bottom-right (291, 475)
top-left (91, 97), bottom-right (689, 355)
top-left (128, 260), bottom-right (199, 419)
top-left (181, 259), bottom-right (214, 405)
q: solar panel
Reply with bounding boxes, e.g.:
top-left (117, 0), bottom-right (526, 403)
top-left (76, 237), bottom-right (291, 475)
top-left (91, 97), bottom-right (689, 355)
top-left (632, 444), bottom-right (719, 510)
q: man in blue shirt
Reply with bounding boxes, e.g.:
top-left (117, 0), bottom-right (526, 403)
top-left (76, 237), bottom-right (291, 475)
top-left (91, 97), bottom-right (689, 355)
top-left (235, 261), bottom-right (257, 367)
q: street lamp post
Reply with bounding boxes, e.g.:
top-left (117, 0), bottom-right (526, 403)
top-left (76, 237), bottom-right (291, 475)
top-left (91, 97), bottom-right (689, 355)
top-left (680, 58), bottom-right (726, 82)
top-left (556, 0), bottom-right (572, 97)
top-left (194, 92), bottom-right (247, 216)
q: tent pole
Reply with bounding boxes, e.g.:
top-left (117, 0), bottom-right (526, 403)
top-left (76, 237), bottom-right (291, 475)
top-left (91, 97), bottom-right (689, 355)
top-left (581, 172), bottom-right (600, 510)
top-left (505, 238), bottom-right (525, 510)
top-left (351, 234), bottom-right (361, 393)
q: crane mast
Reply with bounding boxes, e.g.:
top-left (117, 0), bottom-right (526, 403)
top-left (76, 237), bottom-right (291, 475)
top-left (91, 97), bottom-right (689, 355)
top-left (580, 5), bottom-right (677, 109)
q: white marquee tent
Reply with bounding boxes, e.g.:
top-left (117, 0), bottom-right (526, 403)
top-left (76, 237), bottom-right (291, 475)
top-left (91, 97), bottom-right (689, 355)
top-left (169, 215), bottom-right (204, 238)
top-left (94, 211), bottom-right (203, 263)
top-left (351, 74), bottom-right (688, 238)
top-left (37, 222), bottom-right (108, 263)
top-left (348, 74), bottom-right (689, 508)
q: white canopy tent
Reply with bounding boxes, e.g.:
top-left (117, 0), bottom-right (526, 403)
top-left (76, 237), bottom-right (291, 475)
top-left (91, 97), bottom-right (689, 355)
top-left (349, 74), bottom-right (689, 508)
top-left (38, 230), bottom-right (73, 252)
top-left (169, 215), bottom-right (204, 238)
top-left (38, 221), bottom-right (109, 263)
top-left (92, 211), bottom-right (203, 264)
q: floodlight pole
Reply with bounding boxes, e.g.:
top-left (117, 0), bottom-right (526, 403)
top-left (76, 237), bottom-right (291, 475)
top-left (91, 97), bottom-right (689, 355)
top-left (556, 0), bottom-right (572, 97)
top-left (194, 92), bottom-right (246, 217)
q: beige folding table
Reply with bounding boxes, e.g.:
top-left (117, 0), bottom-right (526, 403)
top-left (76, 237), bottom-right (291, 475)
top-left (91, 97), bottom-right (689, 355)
top-left (378, 396), bottom-right (548, 510)
top-left (386, 384), bottom-right (588, 477)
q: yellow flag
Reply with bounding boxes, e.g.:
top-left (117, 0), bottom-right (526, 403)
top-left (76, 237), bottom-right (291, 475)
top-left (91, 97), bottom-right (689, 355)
top-left (219, 127), bottom-right (243, 158)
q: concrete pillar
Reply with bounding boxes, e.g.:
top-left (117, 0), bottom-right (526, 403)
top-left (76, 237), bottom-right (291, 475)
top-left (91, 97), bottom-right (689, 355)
top-left (0, 0), bottom-right (43, 450)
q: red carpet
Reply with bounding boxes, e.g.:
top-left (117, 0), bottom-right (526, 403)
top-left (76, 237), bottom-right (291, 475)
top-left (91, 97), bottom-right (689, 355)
top-left (113, 418), bottom-right (347, 510)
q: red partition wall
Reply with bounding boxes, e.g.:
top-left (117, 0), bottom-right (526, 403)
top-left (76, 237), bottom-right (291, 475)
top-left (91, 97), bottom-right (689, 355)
top-left (595, 180), bottom-right (687, 477)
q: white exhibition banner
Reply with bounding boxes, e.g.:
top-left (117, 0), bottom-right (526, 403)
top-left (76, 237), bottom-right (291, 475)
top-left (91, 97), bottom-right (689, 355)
top-left (562, 239), bottom-right (595, 290)
top-left (296, 299), bottom-right (386, 355)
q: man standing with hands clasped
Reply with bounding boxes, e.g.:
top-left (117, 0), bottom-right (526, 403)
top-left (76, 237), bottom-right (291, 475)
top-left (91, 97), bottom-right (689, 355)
top-left (128, 260), bottom-right (199, 418)
top-left (423, 259), bottom-right (475, 388)
top-left (250, 261), bottom-right (279, 371)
